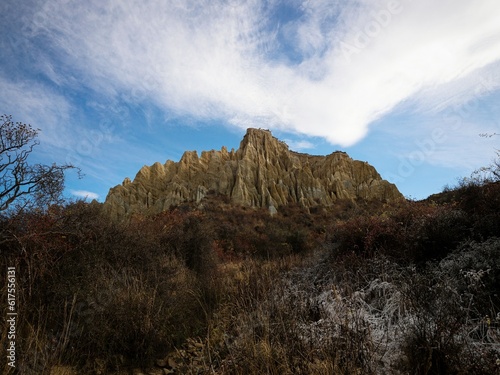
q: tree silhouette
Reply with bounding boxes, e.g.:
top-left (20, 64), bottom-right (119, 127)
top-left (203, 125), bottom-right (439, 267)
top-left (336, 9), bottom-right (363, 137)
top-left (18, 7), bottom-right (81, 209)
top-left (0, 114), bottom-right (78, 212)
top-left (477, 133), bottom-right (500, 182)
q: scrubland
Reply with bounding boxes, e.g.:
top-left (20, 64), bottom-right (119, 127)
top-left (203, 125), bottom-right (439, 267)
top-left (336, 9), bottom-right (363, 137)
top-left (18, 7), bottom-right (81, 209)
top-left (1, 178), bottom-right (500, 374)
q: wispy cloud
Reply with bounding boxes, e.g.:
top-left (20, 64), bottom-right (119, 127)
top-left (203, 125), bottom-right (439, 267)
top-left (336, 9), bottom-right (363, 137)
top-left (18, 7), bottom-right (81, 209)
top-left (402, 122), bottom-right (499, 170)
top-left (9, 0), bottom-right (500, 150)
top-left (283, 139), bottom-right (315, 151)
top-left (70, 190), bottom-right (99, 200)
top-left (0, 75), bottom-right (73, 148)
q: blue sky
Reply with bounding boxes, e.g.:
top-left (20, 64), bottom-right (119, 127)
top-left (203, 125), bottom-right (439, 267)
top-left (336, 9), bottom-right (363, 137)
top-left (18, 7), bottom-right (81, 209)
top-left (1, 0), bottom-right (499, 201)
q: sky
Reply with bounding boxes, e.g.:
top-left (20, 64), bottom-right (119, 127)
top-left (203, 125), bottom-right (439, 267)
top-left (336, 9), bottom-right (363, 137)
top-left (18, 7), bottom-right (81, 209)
top-left (1, 0), bottom-right (499, 202)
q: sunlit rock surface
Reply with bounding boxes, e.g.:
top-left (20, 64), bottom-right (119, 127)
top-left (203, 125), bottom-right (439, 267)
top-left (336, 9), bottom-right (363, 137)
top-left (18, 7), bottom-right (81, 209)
top-left (103, 128), bottom-right (403, 220)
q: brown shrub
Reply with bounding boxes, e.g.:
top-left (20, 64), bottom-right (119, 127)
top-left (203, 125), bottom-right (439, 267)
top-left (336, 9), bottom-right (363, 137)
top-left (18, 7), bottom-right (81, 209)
top-left (331, 201), bottom-right (474, 264)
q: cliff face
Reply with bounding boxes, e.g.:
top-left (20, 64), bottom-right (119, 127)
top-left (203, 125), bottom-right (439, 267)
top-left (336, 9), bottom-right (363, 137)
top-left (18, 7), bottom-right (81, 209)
top-left (103, 128), bottom-right (403, 219)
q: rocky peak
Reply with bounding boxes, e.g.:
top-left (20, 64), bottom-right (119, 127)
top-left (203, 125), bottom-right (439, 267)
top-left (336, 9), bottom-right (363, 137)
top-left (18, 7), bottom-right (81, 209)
top-left (103, 128), bottom-right (403, 220)
top-left (239, 128), bottom-right (288, 156)
top-left (240, 128), bottom-right (281, 148)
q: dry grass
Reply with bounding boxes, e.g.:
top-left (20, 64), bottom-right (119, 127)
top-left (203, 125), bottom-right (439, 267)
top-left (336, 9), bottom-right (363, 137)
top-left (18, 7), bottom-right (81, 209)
top-left (1, 185), bottom-right (500, 374)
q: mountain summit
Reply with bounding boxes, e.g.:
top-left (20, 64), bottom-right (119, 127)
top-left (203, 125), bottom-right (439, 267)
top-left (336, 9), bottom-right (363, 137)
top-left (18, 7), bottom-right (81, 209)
top-left (103, 128), bottom-right (403, 219)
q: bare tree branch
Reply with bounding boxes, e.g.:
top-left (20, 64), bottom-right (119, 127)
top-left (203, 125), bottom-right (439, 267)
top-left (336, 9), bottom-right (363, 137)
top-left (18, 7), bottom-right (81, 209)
top-left (0, 114), bottom-right (79, 212)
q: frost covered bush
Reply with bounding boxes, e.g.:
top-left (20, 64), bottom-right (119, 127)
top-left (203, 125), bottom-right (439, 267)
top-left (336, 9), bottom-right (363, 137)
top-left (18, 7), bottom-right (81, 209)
top-left (396, 238), bottom-right (500, 374)
top-left (439, 237), bottom-right (500, 318)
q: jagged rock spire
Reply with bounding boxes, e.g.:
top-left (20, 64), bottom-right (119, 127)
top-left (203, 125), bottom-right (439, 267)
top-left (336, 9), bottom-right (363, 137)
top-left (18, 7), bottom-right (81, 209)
top-left (103, 128), bottom-right (403, 220)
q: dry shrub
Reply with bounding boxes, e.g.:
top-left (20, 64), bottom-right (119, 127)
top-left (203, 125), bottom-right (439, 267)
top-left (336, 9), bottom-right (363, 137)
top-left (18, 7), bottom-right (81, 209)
top-left (331, 201), bottom-right (473, 263)
top-left (2, 179), bottom-right (499, 374)
top-left (331, 214), bottom-right (402, 257)
top-left (394, 238), bottom-right (500, 374)
top-left (199, 257), bottom-right (315, 375)
top-left (439, 237), bottom-right (500, 320)
top-left (199, 253), bottom-right (383, 375)
top-left (0, 202), bottom-right (217, 372)
top-left (397, 270), bottom-right (466, 374)
top-left (71, 261), bottom-right (200, 369)
top-left (434, 178), bottom-right (500, 240)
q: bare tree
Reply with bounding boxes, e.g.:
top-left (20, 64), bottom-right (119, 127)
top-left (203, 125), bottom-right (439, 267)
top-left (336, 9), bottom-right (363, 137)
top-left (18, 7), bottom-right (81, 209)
top-left (0, 114), bottom-right (78, 212)
top-left (477, 133), bottom-right (500, 182)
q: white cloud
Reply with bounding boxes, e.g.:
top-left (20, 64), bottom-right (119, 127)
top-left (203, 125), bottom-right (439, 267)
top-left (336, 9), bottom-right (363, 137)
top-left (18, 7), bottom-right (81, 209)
top-left (409, 125), bottom-right (498, 170)
top-left (18, 0), bottom-right (500, 148)
top-left (70, 190), bottom-right (99, 200)
top-left (283, 138), bottom-right (315, 151)
top-left (381, 116), bottom-right (500, 186)
top-left (0, 75), bottom-right (76, 150)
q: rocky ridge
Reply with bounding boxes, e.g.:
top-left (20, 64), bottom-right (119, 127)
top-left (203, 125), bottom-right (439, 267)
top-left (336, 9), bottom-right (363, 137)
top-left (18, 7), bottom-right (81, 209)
top-left (103, 128), bottom-right (403, 219)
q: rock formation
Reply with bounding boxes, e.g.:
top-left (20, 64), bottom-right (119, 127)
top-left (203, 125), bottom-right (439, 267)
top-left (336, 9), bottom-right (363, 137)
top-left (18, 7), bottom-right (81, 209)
top-left (103, 128), bottom-right (403, 220)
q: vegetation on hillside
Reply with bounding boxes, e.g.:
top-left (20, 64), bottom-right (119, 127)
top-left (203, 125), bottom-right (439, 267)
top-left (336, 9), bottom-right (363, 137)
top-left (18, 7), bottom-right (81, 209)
top-left (1, 118), bottom-right (499, 374)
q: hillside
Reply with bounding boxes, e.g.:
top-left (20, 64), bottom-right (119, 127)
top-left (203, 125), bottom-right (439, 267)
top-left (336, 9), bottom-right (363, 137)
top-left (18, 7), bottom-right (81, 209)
top-left (103, 128), bottom-right (402, 220)
top-left (1, 142), bottom-right (499, 374)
